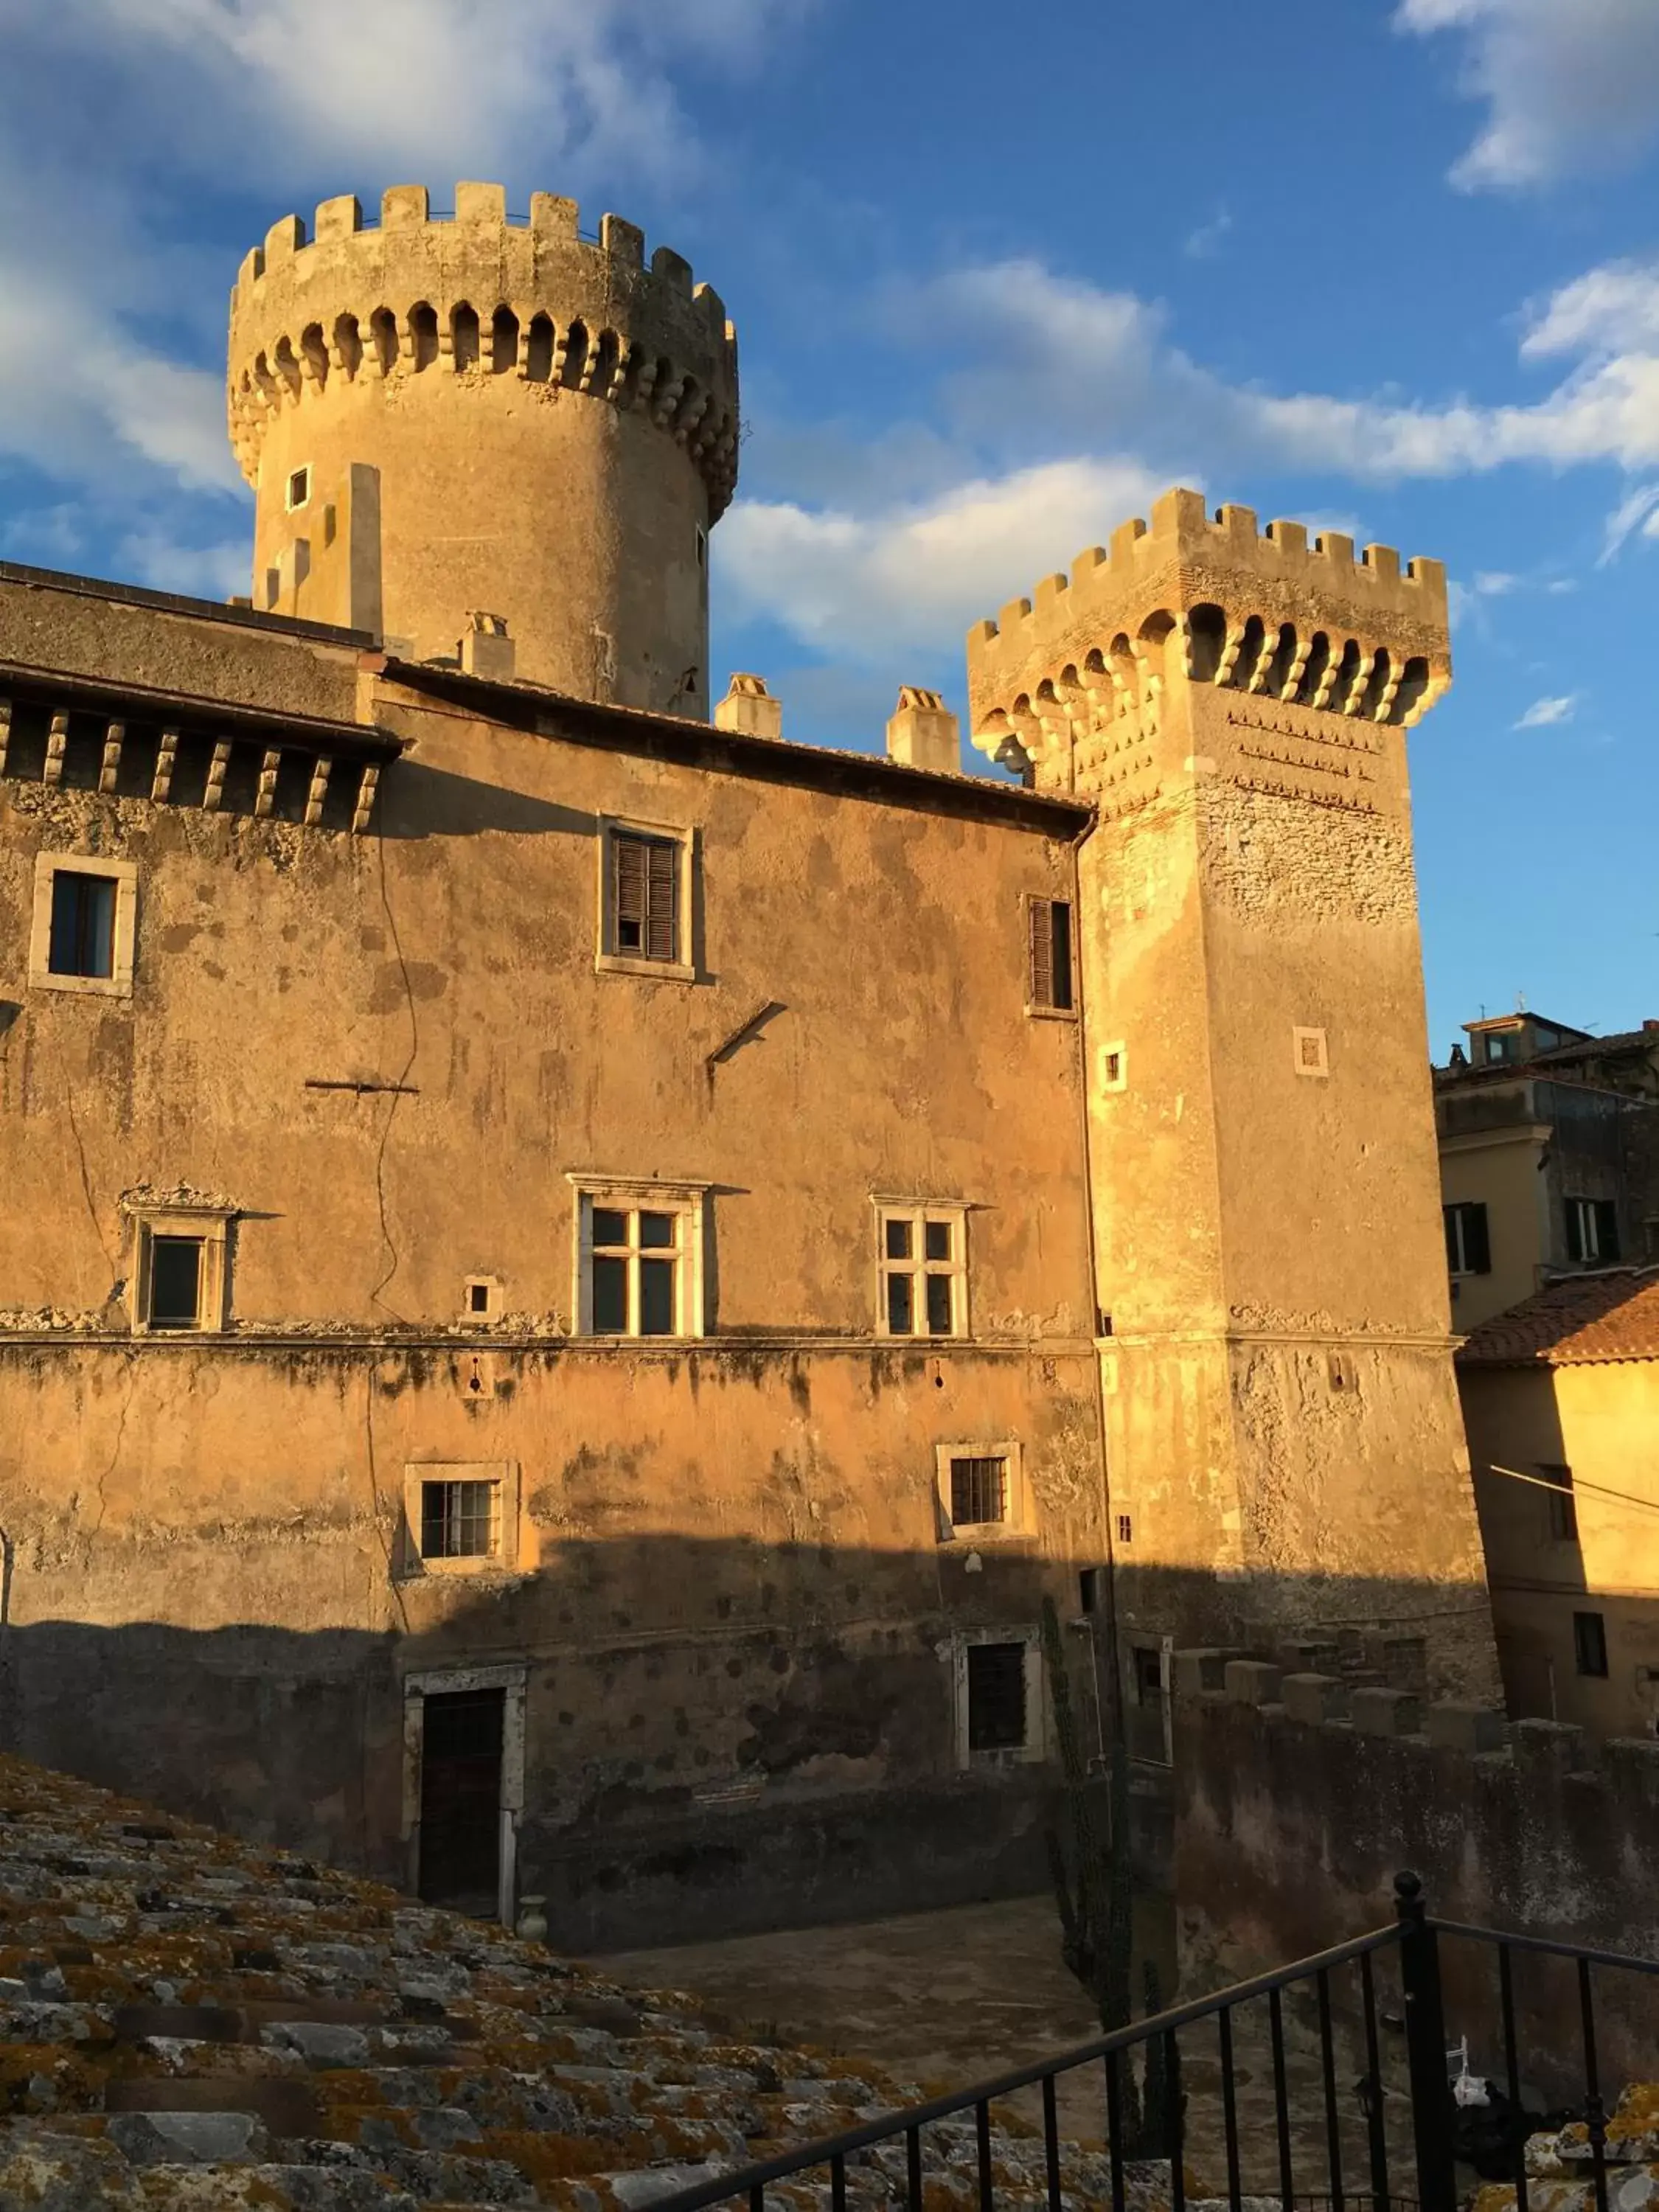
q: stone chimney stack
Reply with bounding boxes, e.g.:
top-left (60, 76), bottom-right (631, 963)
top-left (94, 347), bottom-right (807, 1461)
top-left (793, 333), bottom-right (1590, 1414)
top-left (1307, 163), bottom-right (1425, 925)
top-left (459, 612), bottom-right (515, 682)
top-left (886, 687), bottom-right (959, 774)
top-left (714, 672), bottom-right (782, 740)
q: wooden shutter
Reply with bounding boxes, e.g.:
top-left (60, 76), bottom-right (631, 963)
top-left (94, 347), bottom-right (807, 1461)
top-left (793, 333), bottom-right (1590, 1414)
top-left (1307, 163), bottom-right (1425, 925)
top-left (1028, 897), bottom-right (1054, 1006)
top-left (613, 833), bottom-right (647, 948)
top-left (644, 838), bottom-right (678, 962)
top-left (1464, 1203), bottom-right (1491, 1276)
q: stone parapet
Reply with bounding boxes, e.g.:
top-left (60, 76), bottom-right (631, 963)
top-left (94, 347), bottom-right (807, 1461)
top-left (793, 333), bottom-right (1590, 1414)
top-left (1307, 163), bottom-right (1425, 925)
top-left (228, 183), bottom-right (740, 518)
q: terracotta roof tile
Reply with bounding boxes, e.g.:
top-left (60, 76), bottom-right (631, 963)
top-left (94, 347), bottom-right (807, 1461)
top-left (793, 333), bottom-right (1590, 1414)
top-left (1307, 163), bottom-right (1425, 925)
top-left (1457, 1267), bottom-right (1659, 1367)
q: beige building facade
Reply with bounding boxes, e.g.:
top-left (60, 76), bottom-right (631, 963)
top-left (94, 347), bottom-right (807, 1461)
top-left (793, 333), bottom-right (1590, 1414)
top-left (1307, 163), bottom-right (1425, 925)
top-left (1458, 1269), bottom-right (1659, 1738)
top-left (0, 181), bottom-right (1499, 1938)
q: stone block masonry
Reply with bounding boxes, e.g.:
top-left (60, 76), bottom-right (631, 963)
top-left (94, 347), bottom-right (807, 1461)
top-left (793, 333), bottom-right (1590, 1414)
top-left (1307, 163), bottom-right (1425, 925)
top-left (1172, 1666), bottom-right (1659, 2099)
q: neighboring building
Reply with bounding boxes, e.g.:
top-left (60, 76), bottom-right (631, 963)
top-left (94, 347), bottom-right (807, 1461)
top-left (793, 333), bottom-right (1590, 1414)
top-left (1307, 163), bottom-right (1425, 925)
top-left (1458, 1267), bottom-right (1659, 1738)
top-left (0, 180), bottom-right (1498, 1943)
top-left (1434, 1014), bottom-right (1659, 1331)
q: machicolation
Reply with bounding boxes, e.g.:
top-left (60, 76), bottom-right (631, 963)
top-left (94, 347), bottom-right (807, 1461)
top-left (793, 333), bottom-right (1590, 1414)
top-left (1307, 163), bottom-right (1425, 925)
top-left (228, 184), bottom-right (739, 517)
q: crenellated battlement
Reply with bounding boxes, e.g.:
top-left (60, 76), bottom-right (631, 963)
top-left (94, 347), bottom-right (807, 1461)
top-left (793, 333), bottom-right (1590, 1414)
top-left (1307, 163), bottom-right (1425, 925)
top-left (967, 487), bottom-right (1451, 790)
top-left (227, 182), bottom-right (740, 518)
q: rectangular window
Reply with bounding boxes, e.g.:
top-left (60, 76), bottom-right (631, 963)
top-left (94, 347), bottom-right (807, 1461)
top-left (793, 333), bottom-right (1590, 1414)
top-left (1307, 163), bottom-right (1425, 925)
top-left (950, 1455), bottom-right (1008, 1528)
top-left (31, 853), bottom-right (139, 998)
top-left (878, 1204), bottom-right (967, 1338)
top-left (613, 830), bottom-right (680, 961)
top-left (1026, 897), bottom-right (1074, 1013)
top-left (420, 1478), bottom-right (500, 1561)
top-left (1566, 1197), bottom-right (1620, 1265)
top-left (1443, 1201), bottom-right (1492, 1277)
top-left (573, 1184), bottom-right (706, 1338)
top-left (147, 1237), bottom-right (204, 1329)
top-left (966, 1643), bottom-right (1029, 1751)
top-left (48, 870), bottom-right (116, 979)
top-left (1573, 1610), bottom-right (1609, 1678)
top-left (1543, 1464), bottom-right (1578, 1543)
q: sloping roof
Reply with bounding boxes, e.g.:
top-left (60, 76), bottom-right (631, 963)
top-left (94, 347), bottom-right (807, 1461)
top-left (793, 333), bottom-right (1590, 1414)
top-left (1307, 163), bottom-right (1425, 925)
top-left (0, 1753), bottom-right (1096, 2208)
top-left (1458, 1267), bottom-right (1659, 1367)
top-left (1534, 1029), bottom-right (1658, 1062)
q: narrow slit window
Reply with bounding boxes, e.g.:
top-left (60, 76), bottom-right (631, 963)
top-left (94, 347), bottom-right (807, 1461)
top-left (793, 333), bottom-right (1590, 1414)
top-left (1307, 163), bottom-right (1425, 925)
top-left (286, 466), bottom-right (310, 511)
top-left (1573, 1610), bottom-right (1608, 1678)
top-left (1027, 897), bottom-right (1074, 1012)
top-left (1543, 1463), bottom-right (1578, 1543)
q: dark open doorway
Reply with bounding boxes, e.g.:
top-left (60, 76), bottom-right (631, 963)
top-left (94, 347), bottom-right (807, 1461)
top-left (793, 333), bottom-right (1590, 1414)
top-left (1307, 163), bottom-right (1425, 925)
top-left (417, 1685), bottom-right (504, 1913)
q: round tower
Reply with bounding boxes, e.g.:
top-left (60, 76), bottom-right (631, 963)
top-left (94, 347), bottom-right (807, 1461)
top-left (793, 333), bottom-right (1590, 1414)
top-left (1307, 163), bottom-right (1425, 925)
top-left (228, 183), bottom-right (740, 714)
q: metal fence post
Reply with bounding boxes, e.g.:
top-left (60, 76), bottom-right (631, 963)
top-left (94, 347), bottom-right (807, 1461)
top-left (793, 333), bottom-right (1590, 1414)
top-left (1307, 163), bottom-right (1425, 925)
top-left (1395, 1870), bottom-right (1458, 2212)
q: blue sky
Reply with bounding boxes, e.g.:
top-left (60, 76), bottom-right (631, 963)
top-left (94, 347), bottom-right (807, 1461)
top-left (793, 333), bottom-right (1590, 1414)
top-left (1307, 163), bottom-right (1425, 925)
top-left (3, 0), bottom-right (1658, 1052)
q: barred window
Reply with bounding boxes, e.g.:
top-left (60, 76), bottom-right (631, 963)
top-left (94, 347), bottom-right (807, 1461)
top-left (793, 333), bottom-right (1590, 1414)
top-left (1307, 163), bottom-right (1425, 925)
top-left (420, 1479), bottom-right (499, 1561)
top-left (966, 1644), bottom-right (1028, 1751)
top-left (950, 1455), bottom-right (1008, 1527)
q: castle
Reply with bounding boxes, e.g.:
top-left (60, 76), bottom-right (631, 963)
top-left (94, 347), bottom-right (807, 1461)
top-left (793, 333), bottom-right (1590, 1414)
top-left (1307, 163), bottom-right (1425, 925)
top-left (0, 184), bottom-right (1498, 1943)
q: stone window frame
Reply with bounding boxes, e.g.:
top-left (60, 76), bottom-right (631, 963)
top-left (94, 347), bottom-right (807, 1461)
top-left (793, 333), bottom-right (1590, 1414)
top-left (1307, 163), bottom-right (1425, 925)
top-left (399, 1458), bottom-right (523, 1579)
top-left (1292, 1025), bottom-right (1330, 1079)
top-left (933, 1439), bottom-right (1029, 1546)
top-left (594, 812), bottom-right (698, 983)
top-left (567, 1175), bottom-right (709, 1340)
top-left (29, 852), bottom-right (139, 999)
top-left (461, 1275), bottom-right (503, 1325)
top-left (1097, 1042), bottom-right (1127, 1094)
top-left (400, 1660), bottom-right (528, 1927)
top-left (124, 1203), bottom-right (235, 1335)
top-left (874, 1198), bottom-right (970, 1340)
top-left (285, 465), bottom-right (310, 512)
top-left (948, 1626), bottom-right (1046, 1769)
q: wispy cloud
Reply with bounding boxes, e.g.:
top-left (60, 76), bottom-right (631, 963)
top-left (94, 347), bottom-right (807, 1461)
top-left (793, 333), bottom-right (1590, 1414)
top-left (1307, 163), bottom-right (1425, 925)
top-left (1396, 0), bottom-right (1659, 190)
top-left (1183, 204), bottom-right (1232, 260)
top-left (1601, 480), bottom-right (1659, 561)
top-left (1514, 693), bottom-right (1578, 728)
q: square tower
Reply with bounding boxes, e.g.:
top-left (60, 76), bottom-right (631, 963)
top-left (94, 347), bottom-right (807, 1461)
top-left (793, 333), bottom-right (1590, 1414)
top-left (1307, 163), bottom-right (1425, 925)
top-left (969, 487), bottom-right (1498, 1699)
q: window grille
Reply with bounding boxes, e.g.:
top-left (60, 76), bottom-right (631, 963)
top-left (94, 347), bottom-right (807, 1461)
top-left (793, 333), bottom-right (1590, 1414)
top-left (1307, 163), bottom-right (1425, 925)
top-left (950, 1455), bottom-right (1007, 1527)
top-left (966, 1643), bottom-right (1027, 1751)
top-left (420, 1479), bottom-right (499, 1560)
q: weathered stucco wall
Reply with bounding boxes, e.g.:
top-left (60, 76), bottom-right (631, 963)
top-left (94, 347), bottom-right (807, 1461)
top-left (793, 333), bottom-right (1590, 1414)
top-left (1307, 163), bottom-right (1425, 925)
top-left (1462, 1360), bottom-right (1659, 1739)
top-left (0, 619), bottom-right (1109, 1938)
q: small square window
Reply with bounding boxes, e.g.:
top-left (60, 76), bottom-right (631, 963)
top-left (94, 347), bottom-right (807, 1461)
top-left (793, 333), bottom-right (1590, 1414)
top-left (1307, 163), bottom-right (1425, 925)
top-left (1293, 1026), bottom-right (1329, 1078)
top-left (462, 1276), bottom-right (502, 1324)
top-left (1098, 1044), bottom-right (1127, 1093)
top-left (401, 1460), bottom-right (519, 1578)
top-left (877, 1204), bottom-right (967, 1338)
top-left (29, 854), bottom-right (138, 998)
top-left (469, 1281), bottom-right (490, 1315)
top-left (287, 466), bottom-right (310, 511)
top-left (935, 1439), bottom-right (1025, 1541)
top-left (125, 1203), bottom-right (233, 1332)
top-left (1573, 1610), bottom-right (1608, 1678)
top-left (950, 1455), bottom-right (1008, 1527)
top-left (966, 1643), bottom-right (1028, 1750)
top-left (421, 1478), bottom-right (498, 1560)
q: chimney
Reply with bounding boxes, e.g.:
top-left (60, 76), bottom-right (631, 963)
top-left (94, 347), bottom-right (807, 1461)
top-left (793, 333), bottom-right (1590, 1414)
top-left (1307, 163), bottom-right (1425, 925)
top-left (460, 611), bottom-right (515, 682)
top-left (886, 686), bottom-right (959, 775)
top-left (714, 672), bottom-right (782, 740)
top-left (1645, 1020), bottom-right (1659, 1034)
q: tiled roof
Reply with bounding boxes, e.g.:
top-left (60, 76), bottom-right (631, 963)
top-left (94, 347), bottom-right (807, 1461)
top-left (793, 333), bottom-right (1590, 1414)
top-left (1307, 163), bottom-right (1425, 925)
top-left (1533, 1029), bottom-right (1658, 1062)
top-left (0, 1755), bottom-right (1116, 2209)
top-left (1457, 1268), bottom-right (1659, 1367)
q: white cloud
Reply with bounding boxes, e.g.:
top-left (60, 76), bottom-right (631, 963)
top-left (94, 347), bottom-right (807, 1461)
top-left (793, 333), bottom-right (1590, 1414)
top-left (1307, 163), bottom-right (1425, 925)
top-left (716, 457), bottom-right (1169, 662)
top-left (1397, 0), bottom-right (1659, 189)
top-left (1472, 570), bottom-right (1518, 594)
top-left (1601, 481), bottom-right (1659, 561)
top-left (1183, 205), bottom-right (1233, 260)
top-left (1514, 694), bottom-right (1578, 728)
top-left (15, 0), bottom-right (804, 186)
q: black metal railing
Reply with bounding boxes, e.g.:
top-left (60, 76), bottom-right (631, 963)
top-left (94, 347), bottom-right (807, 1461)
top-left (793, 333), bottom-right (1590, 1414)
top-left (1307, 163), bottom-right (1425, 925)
top-left (648, 1871), bottom-right (1659, 2211)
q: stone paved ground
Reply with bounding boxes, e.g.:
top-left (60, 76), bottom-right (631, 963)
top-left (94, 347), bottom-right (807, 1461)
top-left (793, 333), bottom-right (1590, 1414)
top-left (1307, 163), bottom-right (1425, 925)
top-left (0, 1754), bottom-right (1208, 2210)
